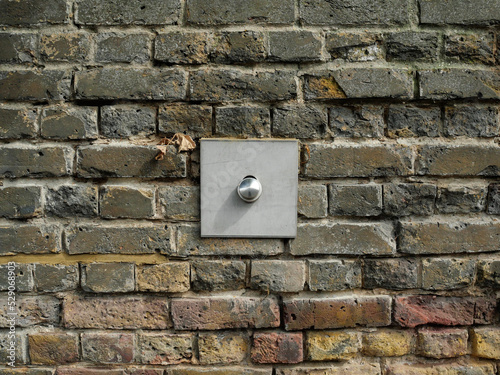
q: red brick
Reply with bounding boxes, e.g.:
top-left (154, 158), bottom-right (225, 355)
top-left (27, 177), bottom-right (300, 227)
top-left (283, 296), bottom-right (391, 330)
top-left (63, 296), bottom-right (170, 329)
top-left (394, 296), bottom-right (496, 328)
top-left (171, 297), bottom-right (280, 330)
top-left (56, 369), bottom-right (125, 375)
top-left (251, 332), bottom-right (303, 364)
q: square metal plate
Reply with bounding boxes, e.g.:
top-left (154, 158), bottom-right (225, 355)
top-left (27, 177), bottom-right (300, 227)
top-left (201, 139), bottom-right (298, 238)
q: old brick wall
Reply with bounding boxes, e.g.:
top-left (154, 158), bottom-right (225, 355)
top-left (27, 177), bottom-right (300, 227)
top-left (0, 0), bottom-right (499, 373)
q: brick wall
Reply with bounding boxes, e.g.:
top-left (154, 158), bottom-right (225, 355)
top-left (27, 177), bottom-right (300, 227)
top-left (0, 0), bottom-right (499, 373)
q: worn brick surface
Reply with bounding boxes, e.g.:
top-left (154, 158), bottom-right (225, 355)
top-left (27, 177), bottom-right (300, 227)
top-left (487, 183), bottom-right (500, 214)
top-left (283, 296), bottom-right (392, 330)
top-left (76, 145), bottom-right (186, 178)
top-left (471, 327), bottom-right (500, 359)
top-left (304, 144), bottom-right (412, 178)
top-left (436, 185), bottom-right (487, 214)
top-left (171, 297), bottom-right (280, 330)
top-left (40, 33), bottom-right (91, 63)
top-left (65, 225), bottom-right (171, 255)
top-left (387, 105), bottom-right (440, 138)
top-left (0, 146), bottom-right (73, 178)
top-left (383, 183), bottom-right (437, 216)
top-left (326, 32), bottom-right (383, 61)
top-left (386, 32), bottom-right (439, 62)
top-left (215, 106), bottom-right (270, 138)
top-left (268, 31), bottom-right (322, 62)
top-left (0, 70), bottom-right (71, 101)
top-left (476, 259), bottom-right (500, 288)
top-left (63, 296), bottom-right (170, 329)
top-left (419, 0), bottom-right (500, 26)
top-left (276, 364), bottom-right (381, 375)
top-left (398, 220), bottom-right (500, 254)
top-left (41, 106), bottom-right (98, 140)
top-left (418, 328), bottom-right (468, 359)
top-left (252, 332), bottom-right (303, 364)
top-left (82, 333), bottom-right (134, 363)
top-left (297, 185), bottom-right (328, 218)
top-left (363, 258), bottom-right (418, 290)
top-left (291, 222), bottom-right (395, 256)
top-left (137, 263), bottom-right (190, 292)
top-left (199, 332), bottom-right (248, 364)
top-left (330, 106), bottom-right (384, 138)
top-left (329, 184), bottom-right (383, 217)
top-left (306, 331), bottom-right (360, 361)
top-left (210, 31), bottom-right (266, 64)
top-left (444, 105), bottom-right (499, 137)
top-left (155, 32), bottom-right (209, 64)
top-left (0, 332), bottom-right (25, 364)
top-left (362, 330), bottom-right (414, 357)
top-left (273, 105), bottom-right (327, 139)
top-left (0, 0), bottom-right (68, 26)
top-left (0, 263), bottom-right (33, 292)
top-left (81, 263), bottom-right (135, 293)
top-left (139, 333), bottom-right (194, 365)
top-left (0, 186), bottom-right (41, 218)
top-left (191, 260), bottom-right (246, 291)
top-left (159, 104), bottom-right (212, 138)
top-left (167, 369), bottom-right (271, 375)
top-left (100, 105), bottom-right (156, 138)
top-left (0, 33), bottom-right (38, 64)
top-left (0, 225), bottom-right (61, 255)
top-left (0, 295), bottom-right (60, 327)
top-left (308, 260), bottom-right (361, 291)
top-left (46, 185), bottom-right (98, 217)
top-left (250, 260), bottom-right (305, 292)
top-left (97, 33), bottom-right (151, 63)
top-left (33, 264), bottom-right (78, 292)
top-left (76, 0), bottom-right (181, 25)
top-left (445, 33), bottom-right (496, 65)
top-left (29, 333), bottom-right (78, 365)
top-left (100, 186), bottom-right (155, 219)
top-left (0, 106), bottom-right (38, 139)
top-left (422, 258), bottom-right (475, 290)
top-left (386, 363), bottom-right (495, 375)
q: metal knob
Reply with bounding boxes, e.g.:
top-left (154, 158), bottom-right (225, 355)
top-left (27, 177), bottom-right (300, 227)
top-left (237, 176), bottom-right (262, 203)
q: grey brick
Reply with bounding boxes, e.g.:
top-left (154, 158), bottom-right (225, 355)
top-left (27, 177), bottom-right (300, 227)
top-left (385, 32), bottom-right (439, 62)
top-left (191, 260), bottom-right (246, 291)
top-left (81, 263), bottom-right (135, 293)
top-left (308, 260), bottom-right (361, 291)
top-left (477, 259), bottom-right (500, 288)
top-left (363, 259), bottom-right (418, 290)
top-left (0, 296), bottom-right (60, 327)
top-left (75, 68), bottom-right (187, 100)
top-left (444, 105), bottom-right (499, 137)
top-left (186, 0), bottom-right (294, 25)
top-left (155, 32), bottom-right (209, 64)
top-left (436, 186), bottom-right (487, 214)
top-left (76, 145), bottom-right (186, 178)
top-left (100, 105), bottom-right (156, 138)
top-left (0, 225), bottom-right (61, 256)
top-left (137, 263), bottom-right (190, 292)
top-left (329, 184), bottom-right (382, 217)
top-left (0, 0), bottom-right (67, 26)
top-left (304, 69), bottom-right (413, 99)
top-left (100, 186), bottom-right (155, 219)
top-left (291, 222), bottom-right (395, 256)
top-left (81, 332), bottom-right (135, 364)
top-left (0, 332), bottom-right (25, 364)
top-left (398, 220), bottom-right (500, 255)
top-left (304, 144), bottom-right (412, 178)
top-left (416, 145), bottom-right (500, 176)
top-left (139, 332), bottom-right (194, 364)
top-left (159, 104), bottom-right (212, 138)
top-left (215, 106), bottom-right (270, 137)
top-left (422, 258), bottom-right (475, 290)
top-left (0, 264), bottom-right (34, 292)
top-left (445, 33), bottom-right (496, 65)
top-left (33, 264), bottom-right (78, 292)
top-left (0, 186), bottom-right (42, 218)
top-left (0, 146), bottom-right (73, 178)
top-left (387, 105), bottom-right (440, 138)
top-left (326, 32), bottom-right (383, 62)
top-left (298, 185), bottom-right (327, 218)
top-left (0, 70), bottom-right (71, 101)
top-left (159, 186), bottom-right (200, 220)
top-left (210, 31), bottom-right (266, 63)
top-left (175, 224), bottom-right (283, 257)
top-left (329, 106), bottom-right (384, 138)
top-left (419, 0), bottom-right (500, 26)
top-left (0, 107), bottom-right (38, 139)
top-left (251, 260), bottom-right (305, 293)
top-left (0, 33), bottom-right (37, 63)
top-left (65, 225), bottom-right (171, 255)
top-left (190, 69), bottom-right (296, 102)
top-left (300, 0), bottom-right (409, 25)
top-left (383, 183), bottom-right (437, 216)
top-left (268, 31), bottom-right (322, 62)
top-left (45, 185), bottom-right (98, 218)
top-left (96, 33), bottom-right (150, 63)
top-left (419, 70), bottom-right (500, 100)
top-left (76, 0), bottom-right (181, 25)
top-left (41, 106), bottom-right (98, 140)
top-left (40, 33), bottom-right (91, 63)
top-left (487, 184), bottom-right (500, 214)
top-left (273, 105), bottom-right (327, 139)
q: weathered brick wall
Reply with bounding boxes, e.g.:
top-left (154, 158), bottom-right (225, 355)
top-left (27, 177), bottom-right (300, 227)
top-left (0, 0), bottom-right (499, 373)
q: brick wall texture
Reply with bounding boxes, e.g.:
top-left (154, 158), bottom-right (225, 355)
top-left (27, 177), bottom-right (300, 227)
top-left (0, 0), bottom-right (499, 373)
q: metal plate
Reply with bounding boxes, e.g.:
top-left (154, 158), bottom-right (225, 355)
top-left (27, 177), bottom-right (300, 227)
top-left (201, 139), bottom-right (298, 238)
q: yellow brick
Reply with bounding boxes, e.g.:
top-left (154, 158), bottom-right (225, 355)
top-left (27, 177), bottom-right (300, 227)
top-left (472, 327), bottom-right (500, 359)
top-left (362, 330), bottom-right (414, 357)
top-left (306, 331), bottom-right (360, 361)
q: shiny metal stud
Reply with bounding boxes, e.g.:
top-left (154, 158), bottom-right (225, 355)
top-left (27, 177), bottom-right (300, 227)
top-left (237, 175), bottom-right (262, 203)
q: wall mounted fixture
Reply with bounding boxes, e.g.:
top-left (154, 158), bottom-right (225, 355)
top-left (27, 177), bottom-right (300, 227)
top-left (200, 139), bottom-right (298, 238)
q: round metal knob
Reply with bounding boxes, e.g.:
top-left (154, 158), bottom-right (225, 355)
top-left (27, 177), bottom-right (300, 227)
top-left (237, 176), bottom-right (262, 203)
